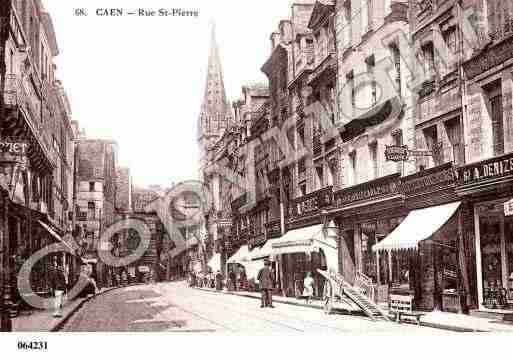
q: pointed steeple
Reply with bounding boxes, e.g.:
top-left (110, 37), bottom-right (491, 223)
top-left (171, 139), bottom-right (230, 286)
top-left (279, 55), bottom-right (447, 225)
top-left (198, 22), bottom-right (230, 141)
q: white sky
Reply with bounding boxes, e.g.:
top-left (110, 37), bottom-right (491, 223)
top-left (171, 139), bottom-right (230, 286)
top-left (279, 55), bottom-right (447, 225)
top-left (42, 0), bottom-right (293, 187)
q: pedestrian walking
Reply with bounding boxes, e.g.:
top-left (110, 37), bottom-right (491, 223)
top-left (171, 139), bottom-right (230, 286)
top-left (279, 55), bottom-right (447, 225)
top-left (303, 272), bottom-right (314, 304)
top-left (239, 268), bottom-right (247, 291)
top-left (49, 259), bottom-right (67, 317)
top-left (228, 269), bottom-right (236, 291)
top-left (257, 260), bottom-right (274, 308)
top-left (215, 271), bottom-right (223, 291)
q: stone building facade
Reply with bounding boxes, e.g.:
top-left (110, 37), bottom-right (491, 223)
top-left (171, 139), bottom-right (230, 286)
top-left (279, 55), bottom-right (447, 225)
top-left (1, 0), bottom-right (78, 315)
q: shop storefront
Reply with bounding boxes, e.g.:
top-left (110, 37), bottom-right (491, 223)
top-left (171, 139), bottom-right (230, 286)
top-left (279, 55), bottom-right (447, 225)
top-left (371, 164), bottom-right (467, 312)
top-left (257, 222), bottom-right (339, 298)
top-left (457, 152), bottom-right (513, 312)
top-left (330, 174), bottom-right (406, 303)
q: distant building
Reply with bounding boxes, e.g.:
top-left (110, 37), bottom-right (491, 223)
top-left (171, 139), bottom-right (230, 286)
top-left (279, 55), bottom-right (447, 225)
top-left (74, 138), bottom-right (118, 282)
top-left (116, 167), bottom-right (132, 213)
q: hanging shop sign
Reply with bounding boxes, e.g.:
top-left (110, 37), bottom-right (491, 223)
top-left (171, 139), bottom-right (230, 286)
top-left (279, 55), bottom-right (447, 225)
top-left (385, 143), bottom-right (442, 162)
top-left (385, 145), bottom-right (408, 162)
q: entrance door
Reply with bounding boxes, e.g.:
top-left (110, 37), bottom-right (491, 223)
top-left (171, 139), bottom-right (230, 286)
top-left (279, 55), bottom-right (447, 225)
top-left (340, 229), bottom-right (356, 285)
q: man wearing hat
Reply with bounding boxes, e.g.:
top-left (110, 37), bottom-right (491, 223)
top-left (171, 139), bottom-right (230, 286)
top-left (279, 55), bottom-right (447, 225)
top-left (257, 259), bottom-right (274, 308)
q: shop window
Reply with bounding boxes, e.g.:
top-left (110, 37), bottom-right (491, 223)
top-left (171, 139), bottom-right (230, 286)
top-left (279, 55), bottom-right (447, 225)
top-left (391, 252), bottom-right (410, 287)
top-left (480, 215), bottom-right (503, 308)
top-left (360, 222), bottom-right (377, 282)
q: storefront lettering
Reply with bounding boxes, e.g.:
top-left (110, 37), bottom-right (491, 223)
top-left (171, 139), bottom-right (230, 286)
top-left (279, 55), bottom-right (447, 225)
top-left (334, 179), bottom-right (399, 206)
top-left (401, 168), bottom-right (457, 194)
top-left (272, 239), bottom-right (312, 248)
top-left (461, 155), bottom-right (513, 184)
top-left (0, 140), bottom-right (29, 155)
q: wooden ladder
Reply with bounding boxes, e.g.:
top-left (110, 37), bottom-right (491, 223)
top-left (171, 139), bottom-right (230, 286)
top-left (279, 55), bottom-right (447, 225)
top-left (332, 272), bottom-right (390, 322)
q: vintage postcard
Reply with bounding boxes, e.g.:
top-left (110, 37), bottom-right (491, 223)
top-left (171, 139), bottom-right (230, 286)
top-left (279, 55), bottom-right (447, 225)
top-left (0, 0), bottom-right (512, 354)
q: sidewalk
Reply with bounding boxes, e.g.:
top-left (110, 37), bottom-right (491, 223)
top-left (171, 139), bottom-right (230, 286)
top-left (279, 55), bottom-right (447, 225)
top-left (194, 287), bottom-right (513, 332)
top-left (419, 310), bottom-right (513, 332)
top-left (194, 286), bottom-right (361, 314)
top-left (13, 287), bottom-right (116, 332)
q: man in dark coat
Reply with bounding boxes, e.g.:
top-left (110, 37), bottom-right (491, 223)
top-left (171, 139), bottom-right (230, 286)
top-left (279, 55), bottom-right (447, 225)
top-left (49, 260), bottom-right (67, 317)
top-left (215, 271), bottom-right (223, 291)
top-left (257, 260), bottom-right (274, 308)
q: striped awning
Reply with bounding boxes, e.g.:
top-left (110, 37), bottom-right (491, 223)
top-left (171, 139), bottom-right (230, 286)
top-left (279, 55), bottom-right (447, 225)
top-left (373, 202), bottom-right (461, 252)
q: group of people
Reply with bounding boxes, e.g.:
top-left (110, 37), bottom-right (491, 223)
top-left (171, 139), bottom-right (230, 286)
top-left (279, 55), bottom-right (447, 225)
top-left (188, 271), bottom-right (223, 289)
top-left (227, 266), bottom-right (247, 292)
top-left (185, 260), bottom-right (317, 309)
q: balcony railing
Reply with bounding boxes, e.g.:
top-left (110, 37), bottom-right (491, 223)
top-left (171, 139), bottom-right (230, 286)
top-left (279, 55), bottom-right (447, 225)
top-left (265, 219), bottom-right (281, 239)
top-left (489, 12), bottom-right (513, 42)
top-left (287, 186), bottom-right (333, 221)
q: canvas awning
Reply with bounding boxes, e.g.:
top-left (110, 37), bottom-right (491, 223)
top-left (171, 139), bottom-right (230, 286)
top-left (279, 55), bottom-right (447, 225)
top-left (271, 224), bottom-right (325, 255)
top-left (207, 253), bottom-right (221, 272)
top-left (227, 245), bottom-right (251, 264)
top-left (38, 220), bottom-right (75, 254)
top-left (372, 201), bottom-right (461, 252)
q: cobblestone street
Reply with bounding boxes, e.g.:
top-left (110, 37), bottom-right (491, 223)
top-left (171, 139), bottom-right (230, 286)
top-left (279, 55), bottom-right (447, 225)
top-left (60, 282), bottom-right (445, 333)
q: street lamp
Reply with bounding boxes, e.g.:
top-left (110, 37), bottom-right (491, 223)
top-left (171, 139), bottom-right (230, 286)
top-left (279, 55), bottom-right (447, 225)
top-left (0, 139), bottom-right (28, 332)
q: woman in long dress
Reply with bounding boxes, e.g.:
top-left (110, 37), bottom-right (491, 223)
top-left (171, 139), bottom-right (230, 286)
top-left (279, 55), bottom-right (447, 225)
top-left (303, 272), bottom-right (315, 304)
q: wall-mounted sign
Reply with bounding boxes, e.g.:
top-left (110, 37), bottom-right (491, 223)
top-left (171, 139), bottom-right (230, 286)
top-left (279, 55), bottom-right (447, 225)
top-left (459, 152), bottom-right (513, 186)
top-left (400, 165), bottom-right (458, 194)
top-left (0, 139), bottom-right (29, 167)
top-left (385, 145), bottom-right (408, 162)
top-left (0, 140), bottom-right (29, 155)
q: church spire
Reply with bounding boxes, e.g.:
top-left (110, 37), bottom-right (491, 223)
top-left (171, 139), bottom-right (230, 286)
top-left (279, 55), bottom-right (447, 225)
top-left (198, 21), bottom-right (230, 140)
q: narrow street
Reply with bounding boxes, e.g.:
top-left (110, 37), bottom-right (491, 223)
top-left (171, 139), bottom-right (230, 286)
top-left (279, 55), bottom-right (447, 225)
top-left (60, 282), bottom-right (445, 333)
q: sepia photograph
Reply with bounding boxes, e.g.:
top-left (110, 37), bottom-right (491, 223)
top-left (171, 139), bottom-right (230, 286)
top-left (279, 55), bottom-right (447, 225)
top-left (1, 0), bottom-right (513, 355)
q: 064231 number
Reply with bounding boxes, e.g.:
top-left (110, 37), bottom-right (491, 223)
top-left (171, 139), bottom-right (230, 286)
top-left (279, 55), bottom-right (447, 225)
top-left (18, 341), bottom-right (48, 350)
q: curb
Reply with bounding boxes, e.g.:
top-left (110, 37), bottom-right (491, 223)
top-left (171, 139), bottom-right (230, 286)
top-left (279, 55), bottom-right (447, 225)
top-left (419, 321), bottom-right (487, 333)
top-left (193, 287), bottom-right (360, 315)
top-left (51, 286), bottom-right (131, 332)
top-left (193, 287), bottom-right (491, 332)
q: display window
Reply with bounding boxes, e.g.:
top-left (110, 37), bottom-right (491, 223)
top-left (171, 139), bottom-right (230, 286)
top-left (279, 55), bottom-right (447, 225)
top-left (476, 200), bottom-right (513, 310)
